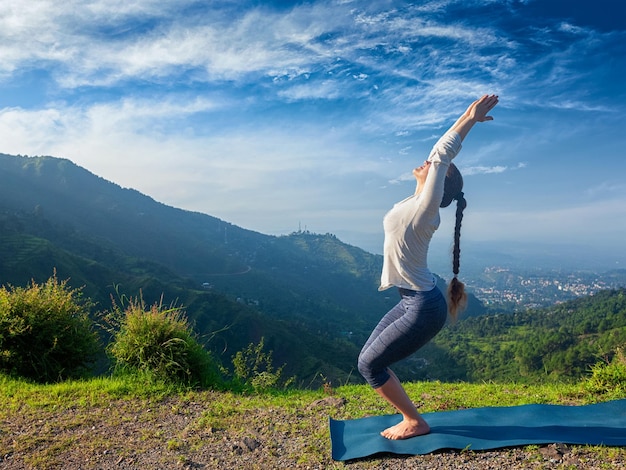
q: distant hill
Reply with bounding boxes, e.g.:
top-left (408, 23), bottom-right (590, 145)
top-left (0, 153), bottom-right (485, 386)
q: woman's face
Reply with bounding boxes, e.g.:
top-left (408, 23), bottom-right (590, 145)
top-left (412, 160), bottom-right (431, 183)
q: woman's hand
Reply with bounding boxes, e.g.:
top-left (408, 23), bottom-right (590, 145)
top-left (451, 94), bottom-right (499, 141)
top-left (466, 94), bottom-right (499, 122)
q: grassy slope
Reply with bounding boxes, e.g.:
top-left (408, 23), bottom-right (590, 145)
top-left (1, 375), bottom-right (625, 469)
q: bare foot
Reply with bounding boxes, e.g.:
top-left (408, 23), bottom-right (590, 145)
top-left (381, 418), bottom-right (430, 440)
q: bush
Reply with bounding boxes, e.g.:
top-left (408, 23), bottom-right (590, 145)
top-left (232, 337), bottom-right (294, 392)
top-left (585, 347), bottom-right (626, 394)
top-left (105, 296), bottom-right (222, 388)
top-left (0, 273), bottom-right (99, 382)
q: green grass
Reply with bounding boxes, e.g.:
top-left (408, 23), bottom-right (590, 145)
top-left (1, 373), bottom-right (625, 469)
top-left (0, 373), bottom-right (182, 410)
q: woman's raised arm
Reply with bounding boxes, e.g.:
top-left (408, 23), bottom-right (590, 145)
top-left (451, 94), bottom-right (499, 141)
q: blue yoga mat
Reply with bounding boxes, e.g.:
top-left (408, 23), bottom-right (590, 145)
top-left (330, 399), bottom-right (626, 461)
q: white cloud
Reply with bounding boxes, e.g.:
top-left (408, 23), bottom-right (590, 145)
top-left (585, 181), bottom-right (626, 198)
top-left (388, 172), bottom-right (414, 185)
top-left (558, 22), bottom-right (588, 35)
top-left (277, 80), bottom-right (342, 101)
top-left (463, 162), bottom-right (526, 176)
top-left (0, 0), bottom-right (509, 105)
top-left (463, 165), bottom-right (507, 176)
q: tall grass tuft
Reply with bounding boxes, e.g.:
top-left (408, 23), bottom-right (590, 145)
top-left (0, 272), bottom-right (99, 382)
top-left (585, 347), bottom-right (626, 397)
top-left (105, 295), bottom-right (222, 389)
top-left (232, 337), bottom-right (294, 392)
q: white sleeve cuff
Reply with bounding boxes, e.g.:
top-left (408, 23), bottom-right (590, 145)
top-left (427, 130), bottom-right (462, 163)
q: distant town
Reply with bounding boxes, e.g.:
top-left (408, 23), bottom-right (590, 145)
top-left (464, 267), bottom-right (626, 311)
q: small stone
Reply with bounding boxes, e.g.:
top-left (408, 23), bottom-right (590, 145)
top-left (539, 444), bottom-right (563, 461)
top-left (242, 436), bottom-right (261, 452)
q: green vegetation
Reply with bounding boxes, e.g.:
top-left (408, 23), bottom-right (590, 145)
top-left (104, 294), bottom-right (223, 389)
top-left (3, 270), bottom-right (626, 392)
top-left (586, 347), bottom-right (626, 395)
top-left (0, 273), bottom-right (99, 382)
top-left (232, 337), bottom-right (295, 391)
top-left (0, 273), bottom-right (306, 396)
top-left (404, 288), bottom-right (626, 384)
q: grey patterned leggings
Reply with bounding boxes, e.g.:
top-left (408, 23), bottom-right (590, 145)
top-left (358, 286), bottom-right (448, 388)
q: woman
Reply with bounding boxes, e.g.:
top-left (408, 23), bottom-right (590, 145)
top-left (357, 94), bottom-right (499, 440)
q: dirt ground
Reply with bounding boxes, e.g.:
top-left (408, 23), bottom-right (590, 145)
top-left (2, 394), bottom-right (625, 469)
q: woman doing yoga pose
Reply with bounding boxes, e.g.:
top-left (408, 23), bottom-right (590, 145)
top-left (358, 94), bottom-right (499, 440)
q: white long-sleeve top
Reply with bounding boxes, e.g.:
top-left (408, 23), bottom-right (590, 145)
top-left (379, 130), bottom-right (463, 291)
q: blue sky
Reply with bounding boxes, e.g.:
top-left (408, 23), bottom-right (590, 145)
top-left (1, 0), bottom-right (625, 269)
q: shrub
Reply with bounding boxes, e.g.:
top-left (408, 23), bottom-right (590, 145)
top-left (0, 273), bottom-right (99, 382)
top-left (585, 346), bottom-right (626, 394)
top-left (232, 337), bottom-right (294, 392)
top-left (105, 296), bottom-right (222, 388)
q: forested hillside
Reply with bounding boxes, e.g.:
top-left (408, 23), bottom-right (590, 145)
top-left (398, 288), bottom-right (626, 383)
top-left (0, 211), bottom-right (361, 386)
